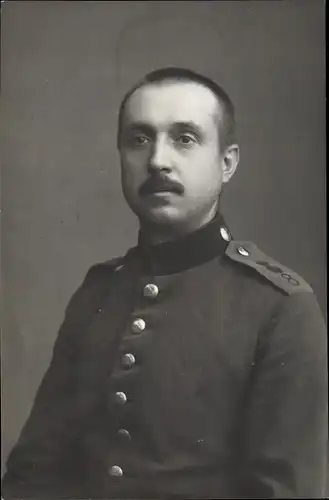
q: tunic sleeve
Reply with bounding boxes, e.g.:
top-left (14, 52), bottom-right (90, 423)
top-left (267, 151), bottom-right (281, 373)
top-left (1, 265), bottom-right (111, 499)
top-left (241, 291), bottom-right (328, 498)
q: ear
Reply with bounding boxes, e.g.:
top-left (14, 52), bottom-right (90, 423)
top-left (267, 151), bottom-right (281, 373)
top-left (222, 144), bottom-right (239, 183)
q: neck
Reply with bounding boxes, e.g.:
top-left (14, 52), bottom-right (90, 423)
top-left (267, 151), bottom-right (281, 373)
top-left (139, 204), bottom-right (218, 246)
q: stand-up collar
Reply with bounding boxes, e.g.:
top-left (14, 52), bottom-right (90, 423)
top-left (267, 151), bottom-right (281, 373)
top-left (134, 212), bottom-right (232, 275)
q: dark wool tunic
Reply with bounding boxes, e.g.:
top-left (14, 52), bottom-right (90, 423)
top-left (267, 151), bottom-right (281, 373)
top-left (2, 214), bottom-right (328, 499)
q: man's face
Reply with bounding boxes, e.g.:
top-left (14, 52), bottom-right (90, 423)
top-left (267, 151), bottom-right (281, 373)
top-left (119, 80), bottom-right (231, 228)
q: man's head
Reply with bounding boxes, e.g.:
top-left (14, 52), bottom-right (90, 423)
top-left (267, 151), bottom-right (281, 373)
top-left (117, 67), bottom-right (239, 234)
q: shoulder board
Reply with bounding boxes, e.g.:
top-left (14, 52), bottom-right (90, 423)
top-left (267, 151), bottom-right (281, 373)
top-left (81, 257), bottom-right (123, 285)
top-left (101, 247), bottom-right (139, 272)
top-left (225, 240), bottom-right (313, 295)
top-left (100, 256), bottom-right (125, 272)
top-left (65, 256), bottom-right (126, 317)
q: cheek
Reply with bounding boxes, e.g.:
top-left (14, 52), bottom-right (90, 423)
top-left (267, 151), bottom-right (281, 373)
top-left (120, 153), bottom-right (145, 187)
top-left (183, 151), bottom-right (223, 190)
top-left (121, 148), bottom-right (149, 168)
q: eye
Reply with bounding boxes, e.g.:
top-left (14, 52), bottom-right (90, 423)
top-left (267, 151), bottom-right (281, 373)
top-left (132, 135), bottom-right (149, 146)
top-left (122, 131), bottom-right (151, 148)
top-left (176, 134), bottom-right (197, 146)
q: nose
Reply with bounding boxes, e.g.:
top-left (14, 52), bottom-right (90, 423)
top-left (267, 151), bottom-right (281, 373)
top-left (148, 136), bottom-right (172, 173)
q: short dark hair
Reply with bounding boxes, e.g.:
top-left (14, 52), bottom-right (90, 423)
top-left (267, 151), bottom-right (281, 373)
top-left (117, 67), bottom-right (236, 150)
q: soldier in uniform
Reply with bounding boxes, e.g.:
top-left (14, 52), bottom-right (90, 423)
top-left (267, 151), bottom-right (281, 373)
top-left (2, 67), bottom-right (328, 499)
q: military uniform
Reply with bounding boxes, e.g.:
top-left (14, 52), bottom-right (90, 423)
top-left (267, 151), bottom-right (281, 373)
top-left (2, 213), bottom-right (328, 499)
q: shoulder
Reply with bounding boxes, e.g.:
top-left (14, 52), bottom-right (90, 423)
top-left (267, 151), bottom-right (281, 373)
top-left (223, 240), bottom-right (326, 347)
top-left (74, 245), bottom-right (140, 299)
top-left (83, 256), bottom-right (125, 283)
top-left (224, 240), bottom-right (313, 296)
top-left (64, 255), bottom-right (126, 316)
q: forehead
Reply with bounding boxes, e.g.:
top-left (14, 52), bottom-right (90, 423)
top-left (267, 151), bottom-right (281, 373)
top-left (122, 81), bottom-right (220, 129)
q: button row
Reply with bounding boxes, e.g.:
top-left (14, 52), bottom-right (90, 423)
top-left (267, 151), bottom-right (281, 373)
top-left (109, 283), bottom-right (159, 480)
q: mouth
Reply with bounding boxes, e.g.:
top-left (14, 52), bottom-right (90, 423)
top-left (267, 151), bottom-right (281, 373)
top-left (146, 188), bottom-right (177, 195)
top-left (142, 191), bottom-right (178, 203)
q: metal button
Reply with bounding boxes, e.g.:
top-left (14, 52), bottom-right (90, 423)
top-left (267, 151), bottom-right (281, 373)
top-left (117, 428), bottom-right (131, 441)
top-left (220, 226), bottom-right (231, 242)
top-left (121, 353), bottom-right (136, 369)
top-left (115, 391), bottom-right (127, 405)
top-left (109, 465), bottom-right (123, 477)
top-left (237, 246), bottom-right (249, 257)
top-left (143, 283), bottom-right (159, 298)
top-left (132, 318), bottom-right (146, 334)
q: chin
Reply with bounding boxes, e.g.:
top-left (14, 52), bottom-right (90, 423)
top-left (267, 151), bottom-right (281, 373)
top-left (137, 204), bottom-right (186, 226)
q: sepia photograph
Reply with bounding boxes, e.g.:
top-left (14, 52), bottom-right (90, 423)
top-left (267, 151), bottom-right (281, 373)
top-left (1, 1), bottom-right (327, 498)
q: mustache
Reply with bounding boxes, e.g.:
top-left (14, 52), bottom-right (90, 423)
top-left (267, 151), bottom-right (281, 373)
top-left (139, 175), bottom-right (184, 196)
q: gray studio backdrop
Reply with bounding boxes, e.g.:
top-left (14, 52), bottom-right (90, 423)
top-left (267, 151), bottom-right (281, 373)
top-left (1, 0), bottom-right (326, 476)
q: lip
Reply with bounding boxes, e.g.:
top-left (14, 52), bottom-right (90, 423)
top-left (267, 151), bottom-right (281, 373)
top-left (151, 189), bottom-right (175, 194)
top-left (146, 190), bottom-right (177, 196)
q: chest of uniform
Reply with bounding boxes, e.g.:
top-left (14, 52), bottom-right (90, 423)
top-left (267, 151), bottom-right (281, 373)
top-left (77, 259), bottom-right (268, 399)
top-left (105, 260), bottom-right (266, 413)
top-left (76, 259), bottom-right (271, 477)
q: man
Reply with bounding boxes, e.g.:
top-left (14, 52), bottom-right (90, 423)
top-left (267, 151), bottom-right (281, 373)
top-left (2, 67), bottom-right (328, 499)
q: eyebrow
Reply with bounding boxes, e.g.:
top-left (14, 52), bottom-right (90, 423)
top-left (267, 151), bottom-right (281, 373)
top-left (123, 120), bottom-right (204, 137)
top-left (122, 122), bottom-right (154, 135)
top-left (172, 121), bottom-right (204, 136)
